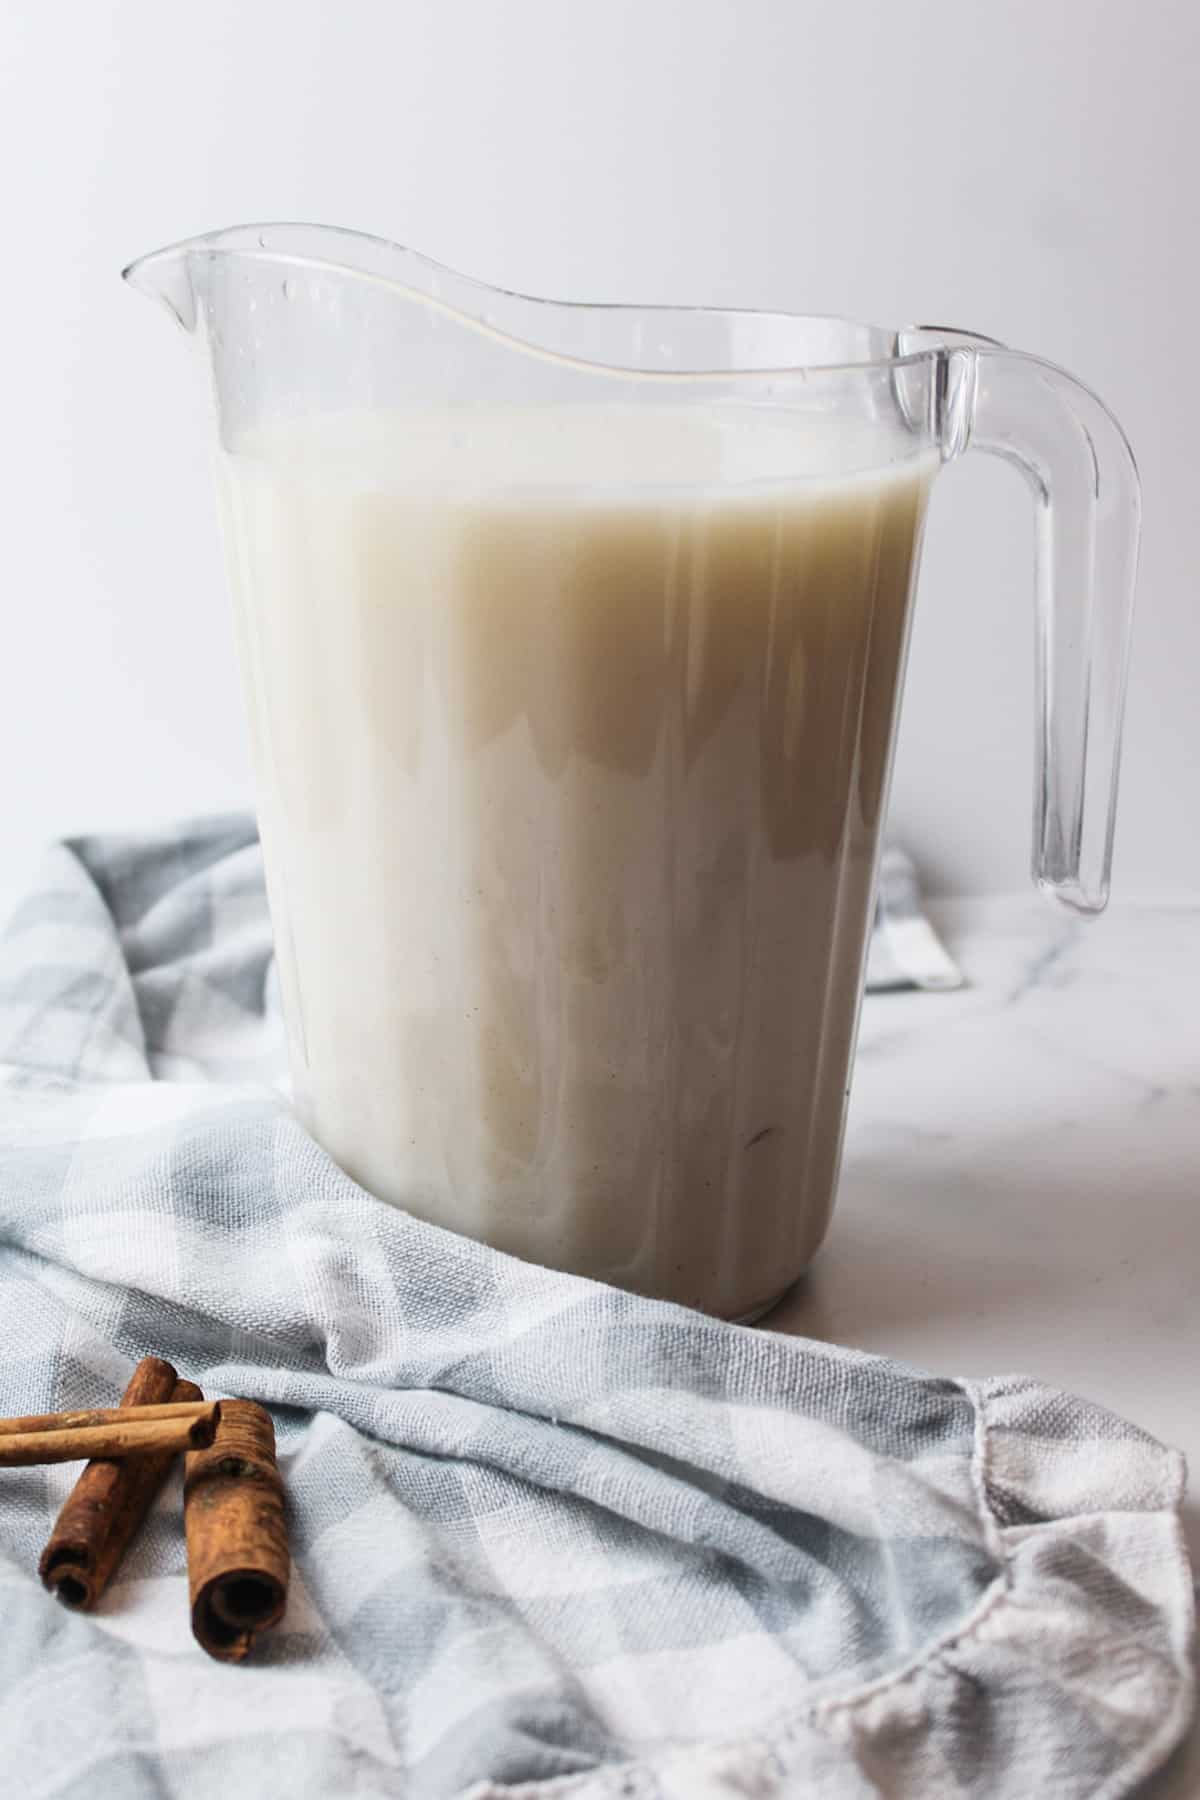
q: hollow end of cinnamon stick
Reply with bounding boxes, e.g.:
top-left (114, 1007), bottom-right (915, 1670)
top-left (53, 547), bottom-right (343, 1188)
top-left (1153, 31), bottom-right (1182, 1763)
top-left (184, 1403), bottom-right (221, 1449)
top-left (185, 1400), bottom-right (289, 1662)
top-left (39, 1551), bottom-right (96, 1613)
top-left (191, 1565), bottom-right (288, 1660)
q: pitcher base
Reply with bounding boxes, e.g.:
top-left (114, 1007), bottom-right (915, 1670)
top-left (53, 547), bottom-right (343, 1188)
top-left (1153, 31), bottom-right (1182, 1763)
top-left (730, 1282), bottom-right (800, 1326)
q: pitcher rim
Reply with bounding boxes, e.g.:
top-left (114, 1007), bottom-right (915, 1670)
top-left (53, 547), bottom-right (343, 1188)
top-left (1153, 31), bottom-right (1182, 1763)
top-left (123, 220), bottom-right (1003, 382)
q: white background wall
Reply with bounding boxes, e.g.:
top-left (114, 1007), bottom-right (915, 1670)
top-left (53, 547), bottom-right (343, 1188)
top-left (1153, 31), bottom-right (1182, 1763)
top-left (2, 0), bottom-right (1197, 919)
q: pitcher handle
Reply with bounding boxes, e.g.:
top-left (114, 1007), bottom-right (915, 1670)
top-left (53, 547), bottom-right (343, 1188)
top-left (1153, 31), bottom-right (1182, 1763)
top-left (905, 330), bottom-right (1141, 914)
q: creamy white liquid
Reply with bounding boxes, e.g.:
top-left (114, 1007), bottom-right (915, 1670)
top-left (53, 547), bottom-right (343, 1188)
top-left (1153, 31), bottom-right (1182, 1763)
top-left (218, 406), bottom-right (932, 1316)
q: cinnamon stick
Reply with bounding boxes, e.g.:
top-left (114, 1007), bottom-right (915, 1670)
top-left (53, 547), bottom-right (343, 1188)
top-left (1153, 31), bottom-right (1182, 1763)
top-left (0, 1401), bottom-right (217, 1439)
top-left (184, 1400), bottom-right (289, 1661)
top-left (39, 1359), bottom-right (203, 1611)
top-left (1, 1413), bottom-right (216, 1468)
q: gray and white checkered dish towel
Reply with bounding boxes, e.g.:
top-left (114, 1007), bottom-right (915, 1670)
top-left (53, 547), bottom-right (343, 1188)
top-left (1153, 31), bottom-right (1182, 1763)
top-left (0, 815), bottom-right (1191, 1799)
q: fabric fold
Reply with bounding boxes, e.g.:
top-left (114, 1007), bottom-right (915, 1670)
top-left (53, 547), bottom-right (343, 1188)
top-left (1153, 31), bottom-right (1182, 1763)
top-left (0, 817), bottom-right (1191, 1798)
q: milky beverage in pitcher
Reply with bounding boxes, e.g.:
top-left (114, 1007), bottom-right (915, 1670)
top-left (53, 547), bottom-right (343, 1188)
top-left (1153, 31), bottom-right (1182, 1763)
top-left (217, 404), bottom-right (932, 1318)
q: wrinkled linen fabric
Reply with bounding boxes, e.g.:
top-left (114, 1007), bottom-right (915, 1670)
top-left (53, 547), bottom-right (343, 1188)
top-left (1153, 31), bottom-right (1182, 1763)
top-left (0, 815), bottom-right (1191, 1799)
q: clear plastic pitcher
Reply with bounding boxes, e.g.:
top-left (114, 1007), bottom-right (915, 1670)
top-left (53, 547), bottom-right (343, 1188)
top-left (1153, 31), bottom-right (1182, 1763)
top-left (126, 225), bottom-right (1138, 1319)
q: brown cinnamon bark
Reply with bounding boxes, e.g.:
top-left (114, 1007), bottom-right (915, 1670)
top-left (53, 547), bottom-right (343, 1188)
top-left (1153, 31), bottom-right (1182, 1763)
top-left (184, 1399), bottom-right (289, 1661)
top-left (38, 1358), bottom-right (202, 1611)
top-left (0, 1413), bottom-right (215, 1467)
top-left (0, 1401), bottom-right (216, 1438)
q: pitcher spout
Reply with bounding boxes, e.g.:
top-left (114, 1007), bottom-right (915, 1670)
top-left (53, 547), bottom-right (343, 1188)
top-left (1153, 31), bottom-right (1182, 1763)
top-left (121, 223), bottom-right (528, 346)
top-left (122, 238), bottom-right (201, 332)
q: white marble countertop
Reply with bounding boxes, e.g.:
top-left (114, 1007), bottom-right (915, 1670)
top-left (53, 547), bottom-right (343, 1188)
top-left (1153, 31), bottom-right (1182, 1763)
top-left (768, 893), bottom-right (1200, 1794)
